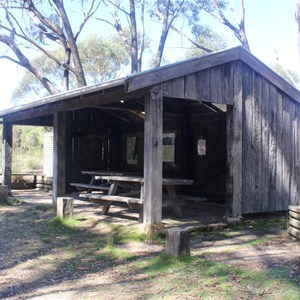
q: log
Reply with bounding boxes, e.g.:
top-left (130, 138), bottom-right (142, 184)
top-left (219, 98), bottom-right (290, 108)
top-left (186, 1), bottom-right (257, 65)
top-left (289, 218), bottom-right (300, 230)
top-left (288, 227), bottom-right (300, 240)
top-left (57, 197), bottom-right (74, 218)
top-left (0, 185), bottom-right (8, 201)
top-left (289, 211), bottom-right (300, 221)
top-left (288, 206), bottom-right (300, 240)
top-left (165, 228), bottom-right (190, 257)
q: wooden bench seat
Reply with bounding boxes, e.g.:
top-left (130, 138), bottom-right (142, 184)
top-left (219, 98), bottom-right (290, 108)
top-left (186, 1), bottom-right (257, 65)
top-left (70, 183), bottom-right (110, 191)
top-left (88, 194), bottom-right (143, 205)
top-left (86, 194), bottom-right (144, 221)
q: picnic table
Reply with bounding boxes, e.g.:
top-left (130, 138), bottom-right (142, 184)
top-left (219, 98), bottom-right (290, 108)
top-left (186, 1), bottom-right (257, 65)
top-left (71, 171), bottom-right (193, 221)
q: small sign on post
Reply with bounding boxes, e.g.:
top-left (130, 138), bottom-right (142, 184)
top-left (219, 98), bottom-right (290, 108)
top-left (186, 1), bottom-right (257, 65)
top-left (197, 139), bottom-right (206, 156)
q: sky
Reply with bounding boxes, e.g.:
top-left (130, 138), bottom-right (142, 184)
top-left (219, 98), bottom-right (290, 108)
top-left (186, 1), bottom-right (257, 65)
top-left (0, 0), bottom-right (299, 111)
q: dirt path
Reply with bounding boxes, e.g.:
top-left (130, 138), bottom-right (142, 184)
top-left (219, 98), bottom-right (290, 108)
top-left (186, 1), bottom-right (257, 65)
top-left (0, 192), bottom-right (299, 299)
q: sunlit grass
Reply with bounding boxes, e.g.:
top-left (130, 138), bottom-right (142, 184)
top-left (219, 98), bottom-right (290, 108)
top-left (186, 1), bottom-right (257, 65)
top-left (138, 255), bottom-right (300, 299)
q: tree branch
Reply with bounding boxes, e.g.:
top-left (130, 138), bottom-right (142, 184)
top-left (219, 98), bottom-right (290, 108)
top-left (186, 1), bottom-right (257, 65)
top-left (74, 0), bottom-right (101, 41)
top-left (0, 33), bottom-right (59, 95)
top-left (0, 24), bottom-right (76, 73)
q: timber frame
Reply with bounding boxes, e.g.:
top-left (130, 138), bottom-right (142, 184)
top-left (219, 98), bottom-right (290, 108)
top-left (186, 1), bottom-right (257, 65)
top-left (1, 46), bottom-right (300, 225)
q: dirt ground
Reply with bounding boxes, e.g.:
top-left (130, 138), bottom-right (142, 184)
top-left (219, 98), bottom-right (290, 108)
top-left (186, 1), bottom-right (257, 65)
top-left (0, 190), bottom-right (299, 299)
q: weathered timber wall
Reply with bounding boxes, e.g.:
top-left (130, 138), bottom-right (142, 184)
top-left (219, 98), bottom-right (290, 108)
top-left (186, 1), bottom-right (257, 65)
top-left (163, 60), bottom-right (300, 213)
top-left (240, 64), bottom-right (300, 213)
top-left (163, 62), bottom-right (234, 105)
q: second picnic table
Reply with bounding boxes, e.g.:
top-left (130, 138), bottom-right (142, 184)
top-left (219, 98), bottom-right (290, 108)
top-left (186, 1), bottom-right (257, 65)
top-left (71, 171), bottom-right (193, 220)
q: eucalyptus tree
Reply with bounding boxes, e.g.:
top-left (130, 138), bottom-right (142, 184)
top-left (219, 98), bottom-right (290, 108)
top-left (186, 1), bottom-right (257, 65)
top-left (0, 0), bottom-right (101, 94)
top-left (12, 34), bottom-right (129, 105)
top-left (196, 0), bottom-right (250, 51)
top-left (99, 0), bottom-right (216, 73)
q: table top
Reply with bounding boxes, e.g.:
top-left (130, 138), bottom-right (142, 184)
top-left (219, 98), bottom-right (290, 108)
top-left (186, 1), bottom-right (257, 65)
top-left (82, 172), bottom-right (193, 186)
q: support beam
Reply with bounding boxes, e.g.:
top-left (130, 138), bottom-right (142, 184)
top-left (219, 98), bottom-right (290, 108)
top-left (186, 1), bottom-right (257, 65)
top-left (143, 86), bottom-right (163, 225)
top-left (2, 122), bottom-right (12, 195)
top-left (52, 112), bottom-right (67, 206)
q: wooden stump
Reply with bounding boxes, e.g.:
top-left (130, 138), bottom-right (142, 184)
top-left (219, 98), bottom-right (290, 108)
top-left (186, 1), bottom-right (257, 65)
top-left (0, 185), bottom-right (8, 202)
top-left (57, 197), bottom-right (74, 218)
top-left (165, 228), bottom-right (190, 257)
top-left (288, 206), bottom-right (300, 240)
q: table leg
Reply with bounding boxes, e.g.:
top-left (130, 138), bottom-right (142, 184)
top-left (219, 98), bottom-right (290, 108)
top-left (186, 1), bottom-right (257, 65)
top-left (102, 181), bottom-right (119, 214)
top-left (166, 186), bottom-right (183, 218)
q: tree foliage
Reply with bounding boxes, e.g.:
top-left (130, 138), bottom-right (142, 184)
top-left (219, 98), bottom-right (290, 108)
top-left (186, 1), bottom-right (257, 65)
top-left (12, 34), bottom-right (129, 105)
top-left (185, 25), bottom-right (227, 58)
top-left (0, 0), bottom-right (242, 104)
top-left (0, 0), bottom-right (101, 94)
top-left (270, 63), bottom-right (300, 88)
top-left (98, 0), bottom-right (224, 72)
top-left (196, 0), bottom-right (250, 51)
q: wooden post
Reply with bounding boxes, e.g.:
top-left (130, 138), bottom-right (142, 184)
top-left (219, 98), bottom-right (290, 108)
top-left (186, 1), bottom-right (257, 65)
top-left (0, 185), bottom-right (8, 202)
top-left (52, 112), bottom-right (67, 206)
top-left (2, 122), bottom-right (12, 195)
top-left (165, 228), bottom-right (190, 257)
top-left (226, 61), bottom-right (243, 219)
top-left (143, 86), bottom-right (163, 226)
top-left (57, 197), bottom-right (74, 218)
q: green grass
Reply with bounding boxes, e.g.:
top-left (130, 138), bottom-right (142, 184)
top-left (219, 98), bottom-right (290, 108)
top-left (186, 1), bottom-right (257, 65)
top-left (0, 197), bottom-right (25, 206)
top-left (137, 255), bottom-right (300, 299)
top-left (35, 204), bottom-right (52, 212)
top-left (100, 222), bottom-right (147, 245)
top-left (47, 216), bottom-right (83, 234)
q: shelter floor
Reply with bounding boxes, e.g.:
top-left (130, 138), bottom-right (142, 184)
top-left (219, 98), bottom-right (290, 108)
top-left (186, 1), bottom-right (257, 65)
top-left (11, 189), bottom-right (226, 229)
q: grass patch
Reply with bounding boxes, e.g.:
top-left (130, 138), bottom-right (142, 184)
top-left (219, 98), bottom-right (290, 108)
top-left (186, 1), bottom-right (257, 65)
top-left (138, 255), bottom-right (300, 299)
top-left (100, 222), bottom-right (147, 245)
top-left (138, 253), bottom-right (195, 275)
top-left (47, 216), bottom-right (82, 234)
top-left (232, 215), bottom-right (288, 232)
top-left (0, 197), bottom-right (25, 206)
top-left (35, 204), bottom-right (52, 212)
top-left (104, 246), bottom-right (135, 261)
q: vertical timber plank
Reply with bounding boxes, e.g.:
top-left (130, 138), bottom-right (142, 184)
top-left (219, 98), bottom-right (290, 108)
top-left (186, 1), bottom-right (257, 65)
top-left (210, 67), bottom-right (223, 104)
top-left (268, 85), bottom-right (277, 212)
top-left (290, 101), bottom-right (297, 206)
top-left (253, 74), bottom-right (262, 212)
top-left (282, 95), bottom-right (292, 210)
top-left (197, 69), bottom-right (211, 102)
top-left (172, 77), bottom-right (185, 98)
top-left (53, 111), bottom-right (67, 206)
top-left (242, 65), bottom-right (254, 213)
top-left (261, 79), bottom-right (270, 211)
top-left (143, 86), bottom-right (163, 225)
top-left (2, 122), bottom-right (12, 195)
top-left (275, 92), bottom-right (283, 211)
top-left (223, 63), bottom-right (234, 105)
top-left (185, 74), bottom-right (197, 100)
top-left (295, 105), bottom-right (300, 205)
top-left (226, 61), bottom-right (243, 218)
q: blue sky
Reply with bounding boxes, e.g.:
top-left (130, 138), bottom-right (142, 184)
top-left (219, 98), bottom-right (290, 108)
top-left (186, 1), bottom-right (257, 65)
top-left (0, 0), bottom-right (298, 110)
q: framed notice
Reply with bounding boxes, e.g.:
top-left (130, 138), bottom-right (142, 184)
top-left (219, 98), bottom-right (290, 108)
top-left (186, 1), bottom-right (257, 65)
top-left (163, 133), bottom-right (175, 162)
top-left (127, 136), bottom-right (138, 164)
top-left (197, 139), bottom-right (206, 156)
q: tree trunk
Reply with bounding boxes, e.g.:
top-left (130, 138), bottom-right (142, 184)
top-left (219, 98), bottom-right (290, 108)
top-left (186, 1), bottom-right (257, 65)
top-left (296, 0), bottom-right (300, 69)
top-left (154, 0), bottom-right (170, 68)
top-left (129, 0), bottom-right (139, 73)
top-left (0, 34), bottom-right (59, 95)
top-left (53, 0), bottom-right (87, 87)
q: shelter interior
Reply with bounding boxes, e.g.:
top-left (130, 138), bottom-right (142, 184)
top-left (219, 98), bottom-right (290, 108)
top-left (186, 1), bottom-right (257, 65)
top-left (15, 96), bottom-right (228, 209)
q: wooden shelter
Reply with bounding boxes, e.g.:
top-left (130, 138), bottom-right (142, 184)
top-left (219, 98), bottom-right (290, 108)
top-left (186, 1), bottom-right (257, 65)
top-left (1, 46), bottom-right (300, 225)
